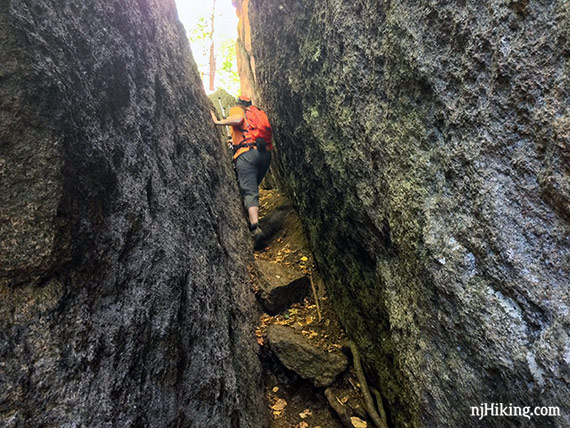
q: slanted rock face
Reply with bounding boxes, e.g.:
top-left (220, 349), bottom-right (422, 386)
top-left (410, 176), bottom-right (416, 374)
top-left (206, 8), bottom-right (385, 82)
top-left (267, 325), bottom-right (348, 387)
top-left (234, 0), bottom-right (256, 98)
top-left (255, 260), bottom-right (310, 314)
top-left (209, 88), bottom-right (238, 122)
top-left (0, 1), bottom-right (266, 427)
top-left (247, 0), bottom-right (570, 426)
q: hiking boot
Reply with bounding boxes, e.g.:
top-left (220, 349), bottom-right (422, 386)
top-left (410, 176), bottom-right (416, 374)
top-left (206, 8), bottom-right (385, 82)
top-left (250, 223), bottom-right (265, 249)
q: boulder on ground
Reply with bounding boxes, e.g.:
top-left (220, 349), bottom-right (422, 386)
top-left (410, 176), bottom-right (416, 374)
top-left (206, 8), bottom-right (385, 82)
top-left (255, 260), bottom-right (310, 313)
top-left (208, 88), bottom-right (237, 121)
top-left (267, 325), bottom-right (348, 387)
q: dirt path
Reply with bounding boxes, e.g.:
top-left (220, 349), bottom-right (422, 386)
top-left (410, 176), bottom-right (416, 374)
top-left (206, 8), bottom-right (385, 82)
top-left (252, 189), bottom-right (373, 428)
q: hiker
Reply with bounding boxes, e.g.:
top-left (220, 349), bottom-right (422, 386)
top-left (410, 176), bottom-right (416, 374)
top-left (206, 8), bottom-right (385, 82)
top-left (211, 95), bottom-right (273, 243)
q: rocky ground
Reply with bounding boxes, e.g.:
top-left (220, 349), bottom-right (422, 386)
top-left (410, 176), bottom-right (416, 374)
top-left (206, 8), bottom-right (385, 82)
top-left (251, 189), bottom-right (385, 428)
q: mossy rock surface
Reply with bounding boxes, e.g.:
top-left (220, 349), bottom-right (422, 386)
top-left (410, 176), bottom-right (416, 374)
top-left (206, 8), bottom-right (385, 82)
top-left (247, 0), bottom-right (570, 426)
top-left (209, 88), bottom-right (238, 120)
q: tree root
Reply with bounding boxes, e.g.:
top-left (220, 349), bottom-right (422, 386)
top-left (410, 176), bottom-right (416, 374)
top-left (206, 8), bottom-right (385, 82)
top-left (309, 273), bottom-right (322, 321)
top-left (349, 341), bottom-right (388, 428)
top-left (324, 388), bottom-right (354, 428)
top-left (370, 386), bottom-right (388, 427)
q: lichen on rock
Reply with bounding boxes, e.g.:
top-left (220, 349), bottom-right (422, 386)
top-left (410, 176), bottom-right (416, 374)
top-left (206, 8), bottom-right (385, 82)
top-left (246, 0), bottom-right (570, 426)
top-left (0, 1), bottom-right (267, 426)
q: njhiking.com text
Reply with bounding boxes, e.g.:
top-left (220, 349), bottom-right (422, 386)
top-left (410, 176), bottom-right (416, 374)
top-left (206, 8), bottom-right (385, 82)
top-left (471, 403), bottom-right (561, 420)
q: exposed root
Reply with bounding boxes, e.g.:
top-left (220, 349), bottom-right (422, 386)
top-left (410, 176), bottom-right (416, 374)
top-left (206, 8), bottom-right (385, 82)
top-left (349, 341), bottom-right (387, 428)
top-left (324, 387), bottom-right (354, 428)
top-left (370, 386), bottom-right (388, 427)
top-left (310, 273), bottom-right (322, 321)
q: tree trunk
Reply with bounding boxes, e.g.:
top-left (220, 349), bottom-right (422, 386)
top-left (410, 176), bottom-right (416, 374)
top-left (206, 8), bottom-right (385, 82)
top-left (209, 0), bottom-right (216, 91)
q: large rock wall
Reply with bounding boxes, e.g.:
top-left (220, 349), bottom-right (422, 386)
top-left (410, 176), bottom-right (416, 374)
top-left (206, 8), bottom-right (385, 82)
top-left (0, 1), bottom-right (266, 426)
top-left (233, 0), bottom-right (256, 99)
top-left (247, 0), bottom-right (569, 427)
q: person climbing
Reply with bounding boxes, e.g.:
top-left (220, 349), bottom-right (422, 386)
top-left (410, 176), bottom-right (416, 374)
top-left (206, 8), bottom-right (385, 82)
top-left (211, 95), bottom-right (273, 245)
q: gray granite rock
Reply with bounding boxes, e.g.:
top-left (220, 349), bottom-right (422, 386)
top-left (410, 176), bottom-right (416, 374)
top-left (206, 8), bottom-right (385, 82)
top-left (0, 1), bottom-right (267, 427)
top-left (267, 325), bottom-right (348, 387)
top-left (246, 0), bottom-right (570, 426)
top-left (255, 260), bottom-right (310, 313)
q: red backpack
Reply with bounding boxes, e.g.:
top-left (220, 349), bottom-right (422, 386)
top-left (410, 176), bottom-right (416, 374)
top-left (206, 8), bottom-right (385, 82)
top-left (240, 106), bottom-right (273, 150)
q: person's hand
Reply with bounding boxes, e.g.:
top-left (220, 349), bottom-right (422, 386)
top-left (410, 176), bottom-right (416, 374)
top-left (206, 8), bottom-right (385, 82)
top-left (210, 110), bottom-right (218, 123)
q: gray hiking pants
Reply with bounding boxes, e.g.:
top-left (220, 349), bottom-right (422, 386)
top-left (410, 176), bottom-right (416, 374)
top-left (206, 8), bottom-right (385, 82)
top-left (235, 149), bottom-right (272, 209)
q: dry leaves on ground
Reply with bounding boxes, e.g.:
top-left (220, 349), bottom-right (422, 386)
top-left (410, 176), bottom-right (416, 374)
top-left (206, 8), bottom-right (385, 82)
top-left (270, 398), bottom-right (287, 411)
top-left (270, 397), bottom-right (288, 417)
top-left (351, 416), bottom-right (368, 427)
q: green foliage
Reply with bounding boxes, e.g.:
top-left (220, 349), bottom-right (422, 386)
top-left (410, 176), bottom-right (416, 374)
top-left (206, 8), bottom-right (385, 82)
top-left (187, 15), bottom-right (239, 94)
top-left (217, 38), bottom-right (240, 94)
top-left (188, 16), bottom-right (209, 43)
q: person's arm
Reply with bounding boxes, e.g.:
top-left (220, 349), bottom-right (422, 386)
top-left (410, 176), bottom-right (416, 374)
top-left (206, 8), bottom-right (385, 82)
top-left (211, 110), bottom-right (243, 127)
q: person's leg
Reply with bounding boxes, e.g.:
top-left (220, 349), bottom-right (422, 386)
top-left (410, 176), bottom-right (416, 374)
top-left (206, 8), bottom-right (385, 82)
top-left (235, 150), bottom-right (261, 227)
top-left (248, 205), bottom-right (259, 225)
top-left (249, 150), bottom-right (271, 227)
top-left (256, 151), bottom-right (272, 185)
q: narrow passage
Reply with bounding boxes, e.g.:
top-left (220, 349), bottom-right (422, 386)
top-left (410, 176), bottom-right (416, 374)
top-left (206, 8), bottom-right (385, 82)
top-left (251, 189), bottom-right (388, 428)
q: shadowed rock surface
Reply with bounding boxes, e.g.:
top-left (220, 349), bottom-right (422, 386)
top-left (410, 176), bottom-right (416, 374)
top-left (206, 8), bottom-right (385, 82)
top-left (267, 325), bottom-right (348, 388)
top-left (255, 260), bottom-right (310, 314)
top-left (0, 1), bottom-right (266, 426)
top-left (245, 0), bottom-right (570, 426)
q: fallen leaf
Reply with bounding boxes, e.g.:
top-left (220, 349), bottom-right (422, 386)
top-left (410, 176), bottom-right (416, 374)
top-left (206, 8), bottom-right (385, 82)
top-left (351, 416), bottom-right (368, 427)
top-left (299, 408), bottom-right (313, 418)
top-left (301, 256), bottom-right (308, 262)
top-left (272, 386), bottom-right (279, 393)
top-left (301, 329), bottom-right (318, 338)
top-left (270, 398), bottom-right (287, 412)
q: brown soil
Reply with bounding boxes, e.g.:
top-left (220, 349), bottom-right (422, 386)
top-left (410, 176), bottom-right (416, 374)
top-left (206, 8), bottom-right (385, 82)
top-left (251, 188), bottom-right (373, 428)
